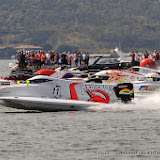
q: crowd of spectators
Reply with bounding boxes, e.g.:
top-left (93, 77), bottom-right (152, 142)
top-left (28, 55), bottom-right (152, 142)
top-left (130, 50), bottom-right (160, 67)
top-left (17, 49), bottom-right (160, 70)
top-left (17, 50), bottom-right (89, 70)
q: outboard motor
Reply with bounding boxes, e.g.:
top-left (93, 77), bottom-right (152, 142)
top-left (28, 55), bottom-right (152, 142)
top-left (114, 83), bottom-right (134, 103)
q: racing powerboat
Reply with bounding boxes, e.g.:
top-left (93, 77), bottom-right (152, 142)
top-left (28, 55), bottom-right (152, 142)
top-left (0, 75), bottom-right (134, 111)
top-left (85, 66), bottom-right (156, 85)
top-left (134, 72), bottom-right (160, 94)
top-left (83, 66), bottom-right (160, 96)
top-left (4, 67), bottom-right (76, 82)
top-left (1, 66), bottom-right (78, 88)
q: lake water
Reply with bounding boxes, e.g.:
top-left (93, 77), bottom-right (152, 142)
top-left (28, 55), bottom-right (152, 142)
top-left (0, 59), bottom-right (160, 160)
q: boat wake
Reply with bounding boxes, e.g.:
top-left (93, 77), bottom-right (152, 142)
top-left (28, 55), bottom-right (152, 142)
top-left (88, 93), bottom-right (160, 111)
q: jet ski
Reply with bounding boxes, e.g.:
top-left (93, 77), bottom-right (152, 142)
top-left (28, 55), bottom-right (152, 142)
top-left (0, 75), bottom-right (134, 111)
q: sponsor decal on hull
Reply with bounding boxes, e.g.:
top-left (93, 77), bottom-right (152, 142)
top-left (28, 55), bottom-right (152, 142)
top-left (119, 88), bottom-right (134, 96)
top-left (139, 86), bottom-right (157, 91)
top-left (120, 88), bottom-right (131, 93)
top-left (69, 83), bottom-right (111, 103)
top-left (51, 85), bottom-right (61, 99)
top-left (69, 82), bottom-right (82, 100)
top-left (105, 71), bottom-right (128, 83)
top-left (86, 89), bottom-right (110, 103)
top-left (80, 84), bottom-right (113, 95)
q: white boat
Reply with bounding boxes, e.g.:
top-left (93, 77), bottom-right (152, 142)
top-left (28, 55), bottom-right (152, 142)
top-left (85, 66), bottom-right (156, 84)
top-left (83, 66), bottom-right (160, 96)
top-left (1, 66), bottom-right (80, 88)
top-left (134, 72), bottom-right (160, 94)
top-left (0, 75), bottom-right (134, 111)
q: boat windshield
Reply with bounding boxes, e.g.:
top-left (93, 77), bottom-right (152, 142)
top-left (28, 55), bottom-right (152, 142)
top-left (90, 75), bottom-right (109, 80)
top-left (24, 78), bottom-right (53, 84)
top-left (85, 78), bottom-right (102, 83)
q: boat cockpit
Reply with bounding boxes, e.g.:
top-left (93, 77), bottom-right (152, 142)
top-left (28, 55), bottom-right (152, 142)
top-left (85, 75), bottom-right (109, 83)
top-left (23, 75), bottom-right (54, 84)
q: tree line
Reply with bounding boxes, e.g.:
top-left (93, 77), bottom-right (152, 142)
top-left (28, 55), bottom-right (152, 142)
top-left (0, 0), bottom-right (160, 57)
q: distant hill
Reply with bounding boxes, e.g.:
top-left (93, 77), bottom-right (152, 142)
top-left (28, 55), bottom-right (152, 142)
top-left (0, 0), bottom-right (160, 57)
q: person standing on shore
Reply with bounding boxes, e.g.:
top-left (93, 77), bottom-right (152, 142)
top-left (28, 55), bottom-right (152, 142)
top-left (61, 52), bottom-right (67, 65)
top-left (144, 50), bottom-right (149, 59)
top-left (155, 52), bottom-right (160, 65)
top-left (153, 50), bottom-right (157, 59)
top-left (67, 51), bottom-right (71, 66)
top-left (20, 51), bottom-right (26, 70)
top-left (35, 51), bottom-right (41, 69)
top-left (135, 51), bottom-right (140, 66)
top-left (86, 52), bottom-right (89, 66)
top-left (130, 52), bottom-right (135, 67)
top-left (45, 51), bottom-right (51, 66)
top-left (82, 51), bottom-right (87, 66)
top-left (75, 52), bottom-right (78, 67)
top-left (78, 51), bottom-right (82, 66)
top-left (41, 52), bottom-right (46, 67)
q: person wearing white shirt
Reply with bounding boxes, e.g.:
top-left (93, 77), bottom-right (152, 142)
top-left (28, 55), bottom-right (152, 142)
top-left (45, 52), bottom-right (50, 66)
top-left (135, 51), bottom-right (140, 66)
